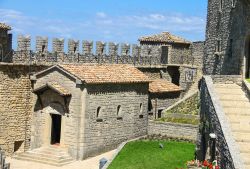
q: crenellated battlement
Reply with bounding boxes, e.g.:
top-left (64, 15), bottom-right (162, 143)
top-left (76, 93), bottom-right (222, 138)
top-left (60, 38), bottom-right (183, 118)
top-left (4, 35), bottom-right (203, 66)
top-left (11, 35), bottom-right (166, 65)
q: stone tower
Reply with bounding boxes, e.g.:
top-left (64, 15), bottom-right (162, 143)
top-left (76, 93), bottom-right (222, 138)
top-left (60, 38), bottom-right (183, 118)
top-left (204, 0), bottom-right (250, 77)
top-left (0, 23), bottom-right (12, 62)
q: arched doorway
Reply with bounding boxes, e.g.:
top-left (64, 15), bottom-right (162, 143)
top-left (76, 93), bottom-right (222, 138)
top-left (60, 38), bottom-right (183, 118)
top-left (245, 36), bottom-right (250, 78)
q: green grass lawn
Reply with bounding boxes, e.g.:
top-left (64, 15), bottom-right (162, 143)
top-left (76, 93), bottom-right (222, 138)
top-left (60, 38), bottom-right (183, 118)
top-left (247, 79), bottom-right (250, 83)
top-left (108, 140), bottom-right (195, 169)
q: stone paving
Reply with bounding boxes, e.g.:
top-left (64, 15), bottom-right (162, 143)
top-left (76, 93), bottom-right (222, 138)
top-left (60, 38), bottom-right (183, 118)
top-left (6, 149), bottom-right (116, 169)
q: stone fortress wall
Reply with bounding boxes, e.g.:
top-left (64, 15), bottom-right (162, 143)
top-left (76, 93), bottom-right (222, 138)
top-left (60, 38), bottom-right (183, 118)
top-left (5, 35), bottom-right (204, 67)
top-left (204, 0), bottom-right (250, 76)
top-left (0, 64), bottom-right (47, 156)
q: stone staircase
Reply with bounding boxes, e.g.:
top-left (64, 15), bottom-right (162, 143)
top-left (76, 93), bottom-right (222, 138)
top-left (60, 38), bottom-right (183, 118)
top-left (13, 146), bottom-right (74, 166)
top-left (214, 83), bottom-right (250, 169)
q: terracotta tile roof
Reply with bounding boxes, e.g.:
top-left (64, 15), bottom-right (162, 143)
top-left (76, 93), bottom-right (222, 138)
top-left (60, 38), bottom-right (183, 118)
top-left (149, 79), bottom-right (182, 93)
top-left (0, 23), bottom-right (11, 30)
top-left (59, 64), bottom-right (150, 84)
top-left (139, 32), bottom-right (191, 44)
top-left (34, 82), bottom-right (71, 96)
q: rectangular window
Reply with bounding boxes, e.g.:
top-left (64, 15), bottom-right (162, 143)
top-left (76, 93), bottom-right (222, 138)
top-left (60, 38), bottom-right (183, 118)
top-left (219, 0), bottom-right (223, 11)
top-left (161, 46), bottom-right (168, 64)
top-left (216, 40), bottom-right (222, 52)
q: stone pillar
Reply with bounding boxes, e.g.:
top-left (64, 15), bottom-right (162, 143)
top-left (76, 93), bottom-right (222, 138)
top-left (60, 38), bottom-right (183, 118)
top-left (108, 42), bottom-right (119, 63)
top-left (52, 38), bottom-right (64, 62)
top-left (36, 36), bottom-right (48, 53)
top-left (68, 39), bottom-right (79, 54)
top-left (132, 44), bottom-right (141, 65)
top-left (82, 40), bottom-right (93, 55)
top-left (52, 38), bottom-right (64, 53)
top-left (96, 41), bottom-right (106, 55)
top-left (17, 35), bottom-right (31, 51)
top-left (17, 35), bottom-right (31, 62)
top-left (121, 43), bottom-right (130, 56)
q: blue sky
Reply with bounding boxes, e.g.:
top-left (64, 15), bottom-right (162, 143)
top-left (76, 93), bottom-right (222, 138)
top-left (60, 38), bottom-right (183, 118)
top-left (0, 0), bottom-right (207, 49)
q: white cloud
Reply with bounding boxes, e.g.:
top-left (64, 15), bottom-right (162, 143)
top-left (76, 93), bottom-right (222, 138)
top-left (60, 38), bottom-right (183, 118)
top-left (0, 8), bottom-right (205, 46)
top-left (96, 12), bottom-right (107, 18)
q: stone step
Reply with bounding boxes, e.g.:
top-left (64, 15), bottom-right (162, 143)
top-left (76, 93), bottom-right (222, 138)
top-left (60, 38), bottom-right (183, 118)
top-left (214, 84), bottom-right (241, 88)
top-left (13, 146), bottom-right (74, 166)
top-left (14, 152), bottom-right (73, 163)
top-left (33, 149), bottom-right (70, 156)
top-left (240, 153), bottom-right (250, 165)
top-left (233, 133), bottom-right (250, 142)
top-left (24, 151), bottom-right (72, 160)
top-left (223, 108), bottom-right (250, 115)
top-left (215, 88), bottom-right (244, 95)
top-left (238, 143), bottom-right (250, 153)
top-left (218, 95), bottom-right (248, 101)
top-left (220, 101), bottom-right (250, 108)
top-left (14, 155), bottom-right (73, 167)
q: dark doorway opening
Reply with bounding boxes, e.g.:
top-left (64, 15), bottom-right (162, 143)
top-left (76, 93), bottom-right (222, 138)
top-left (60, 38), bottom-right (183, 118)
top-left (161, 46), bottom-right (168, 64)
top-left (51, 114), bottom-right (61, 145)
top-left (157, 109), bottom-right (163, 119)
top-left (167, 66), bottom-right (180, 86)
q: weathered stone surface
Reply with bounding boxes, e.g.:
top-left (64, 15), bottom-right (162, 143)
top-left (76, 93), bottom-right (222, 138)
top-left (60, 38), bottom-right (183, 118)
top-left (204, 0), bottom-right (250, 76)
top-left (147, 120), bottom-right (198, 141)
top-left (0, 64), bottom-right (47, 156)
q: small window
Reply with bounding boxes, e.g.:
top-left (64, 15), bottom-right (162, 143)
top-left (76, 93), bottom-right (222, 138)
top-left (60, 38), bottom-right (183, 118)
top-left (229, 39), bottom-right (233, 58)
top-left (126, 49), bottom-right (129, 55)
top-left (73, 46), bottom-right (77, 53)
top-left (139, 103), bottom-right (143, 114)
top-left (42, 45), bottom-right (45, 53)
top-left (216, 40), bottom-right (222, 52)
top-left (219, 0), bottom-right (223, 11)
top-left (97, 106), bottom-right (101, 118)
top-left (101, 48), bottom-right (104, 55)
top-left (148, 50), bottom-right (151, 55)
top-left (232, 0), bottom-right (236, 8)
top-left (117, 105), bottom-right (121, 116)
top-left (157, 109), bottom-right (163, 118)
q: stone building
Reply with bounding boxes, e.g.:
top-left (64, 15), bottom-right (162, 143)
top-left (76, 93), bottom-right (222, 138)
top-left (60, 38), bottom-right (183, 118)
top-left (29, 64), bottom-right (150, 160)
top-left (139, 32), bottom-right (192, 65)
top-left (204, 0), bottom-right (250, 77)
top-left (148, 79), bottom-right (182, 119)
top-left (0, 23), bottom-right (12, 62)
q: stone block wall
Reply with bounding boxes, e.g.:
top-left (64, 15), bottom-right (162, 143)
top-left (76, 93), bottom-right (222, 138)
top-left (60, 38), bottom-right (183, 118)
top-left (32, 68), bottom-right (83, 159)
top-left (169, 44), bottom-right (192, 64)
top-left (0, 64), bottom-right (47, 156)
top-left (204, 0), bottom-right (250, 75)
top-left (147, 120), bottom-right (198, 141)
top-left (149, 92), bottom-right (181, 119)
top-left (83, 83), bottom-right (148, 158)
top-left (191, 41), bottom-right (204, 68)
top-left (199, 76), bottom-right (243, 169)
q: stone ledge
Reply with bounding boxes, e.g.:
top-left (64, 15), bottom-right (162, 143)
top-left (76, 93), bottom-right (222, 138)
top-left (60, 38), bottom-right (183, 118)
top-left (150, 120), bottom-right (199, 128)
